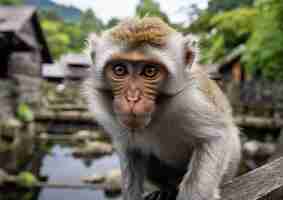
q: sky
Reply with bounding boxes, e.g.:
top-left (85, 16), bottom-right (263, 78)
top-left (52, 0), bottom-right (208, 24)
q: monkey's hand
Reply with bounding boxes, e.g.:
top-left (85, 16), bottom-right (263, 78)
top-left (176, 137), bottom-right (230, 200)
top-left (143, 190), bottom-right (178, 200)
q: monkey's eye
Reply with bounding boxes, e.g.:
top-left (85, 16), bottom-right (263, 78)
top-left (142, 65), bottom-right (159, 78)
top-left (112, 64), bottom-right (128, 77)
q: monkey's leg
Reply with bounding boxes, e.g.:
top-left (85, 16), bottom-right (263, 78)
top-left (177, 136), bottom-right (231, 200)
top-left (118, 150), bottom-right (146, 200)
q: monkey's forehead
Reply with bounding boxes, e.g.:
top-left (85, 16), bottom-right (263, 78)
top-left (107, 17), bottom-right (177, 47)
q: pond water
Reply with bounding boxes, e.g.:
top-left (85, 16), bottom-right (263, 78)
top-left (1, 143), bottom-right (121, 200)
top-left (39, 145), bottom-right (121, 200)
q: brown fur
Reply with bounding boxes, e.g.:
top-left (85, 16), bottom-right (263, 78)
top-left (109, 17), bottom-right (175, 47)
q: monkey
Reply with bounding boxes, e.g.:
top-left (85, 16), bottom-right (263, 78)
top-left (83, 17), bottom-right (241, 200)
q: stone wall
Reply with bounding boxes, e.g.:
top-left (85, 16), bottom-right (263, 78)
top-left (8, 52), bottom-right (42, 109)
top-left (0, 119), bottom-right (35, 172)
top-left (0, 80), bottom-right (17, 120)
top-left (40, 79), bottom-right (86, 106)
top-left (0, 52), bottom-right (41, 173)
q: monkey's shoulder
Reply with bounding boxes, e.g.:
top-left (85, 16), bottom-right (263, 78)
top-left (191, 68), bottom-right (232, 113)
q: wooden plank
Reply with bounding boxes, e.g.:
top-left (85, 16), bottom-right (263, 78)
top-left (235, 115), bottom-right (283, 129)
top-left (264, 129), bottom-right (283, 200)
top-left (220, 157), bottom-right (283, 200)
top-left (35, 111), bottom-right (95, 122)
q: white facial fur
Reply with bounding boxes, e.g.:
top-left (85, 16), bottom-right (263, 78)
top-left (85, 32), bottom-right (199, 95)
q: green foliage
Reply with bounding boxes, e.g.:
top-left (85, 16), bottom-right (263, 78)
top-left (16, 172), bottom-right (39, 188)
top-left (136, 0), bottom-right (169, 23)
top-left (40, 8), bottom-right (105, 59)
top-left (16, 103), bottom-right (34, 122)
top-left (243, 0), bottom-right (283, 80)
top-left (188, 11), bottom-right (214, 34)
top-left (41, 16), bottom-right (86, 58)
top-left (201, 34), bottom-right (226, 64)
top-left (208, 0), bottom-right (255, 13)
top-left (80, 9), bottom-right (104, 34)
top-left (190, 0), bottom-right (283, 80)
top-left (42, 20), bottom-right (70, 58)
top-left (211, 8), bottom-right (256, 39)
top-left (0, 0), bottom-right (22, 5)
top-left (199, 8), bottom-right (256, 63)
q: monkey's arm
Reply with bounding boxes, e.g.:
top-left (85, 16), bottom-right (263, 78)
top-left (177, 135), bottom-right (231, 200)
top-left (118, 149), bottom-right (146, 200)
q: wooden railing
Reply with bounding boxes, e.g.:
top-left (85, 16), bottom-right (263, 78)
top-left (223, 80), bottom-right (283, 118)
top-left (220, 156), bottom-right (283, 200)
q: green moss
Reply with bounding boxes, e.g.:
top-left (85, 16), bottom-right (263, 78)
top-left (16, 103), bottom-right (34, 122)
top-left (0, 143), bottom-right (11, 152)
top-left (16, 172), bottom-right (39, 188)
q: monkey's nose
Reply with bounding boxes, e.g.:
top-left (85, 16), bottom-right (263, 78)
top-left (126, 89), bottom-right (141, 102)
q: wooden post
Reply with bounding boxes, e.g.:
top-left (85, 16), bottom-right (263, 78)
top-left (262, 129), bottom-right (283, 200)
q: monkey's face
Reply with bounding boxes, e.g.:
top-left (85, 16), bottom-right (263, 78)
top-left (104, 51), bottom-right (168, 130)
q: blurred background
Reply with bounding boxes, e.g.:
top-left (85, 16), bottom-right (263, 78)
top-left (0, 0), bottom-right (283, 200)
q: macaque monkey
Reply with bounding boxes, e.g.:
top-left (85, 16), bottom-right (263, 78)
top-left (83, 17), bottom-right (241, 200)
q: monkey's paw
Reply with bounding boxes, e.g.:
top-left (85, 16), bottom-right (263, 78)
top-left (144, 190), bottom-right (178, 200)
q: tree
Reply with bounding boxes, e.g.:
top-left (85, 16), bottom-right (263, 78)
top-left (80, 9), bottom-right (104, 34)
top-left (186, 0), bottom-right (257, 64)
top-left (193, 8), bottom-right (256, 64)
top-left (187, 11), bottom-right (214, 34)
top-left (243, 0), bottom-right (283, 80)
top-left (42, 20), bottom-right (70, 58)
top-left (208, 0), bottom-right (255, 13)
top-left (63, 22), bottom-right (84, 52)
top-left (136, 0), bottom-right (169, 23)
top-left (0, 0), bottom-right (22, 5)
top-left (210, 8), bottom-right (256, 49)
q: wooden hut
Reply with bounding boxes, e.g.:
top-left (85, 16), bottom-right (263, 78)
top-left (0, 6), bottom-right (53, 172)
top-left (59, 53), bottom-right (91, 80)
top-left (0, 6), bottom-right (52, 118)
top-left (0, 6), bottom-right (52, 78)
top-left (42, 53), bottom-right (91, 82)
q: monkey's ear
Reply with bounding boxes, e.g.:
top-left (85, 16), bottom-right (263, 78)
top-left (87, 33), bottom-right (100, 62)
top-left (183, 34), bottom-right (199, 69)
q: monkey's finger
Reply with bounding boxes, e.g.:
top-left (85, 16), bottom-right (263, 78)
top-left (144, 190), bottom-right (161, 200)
